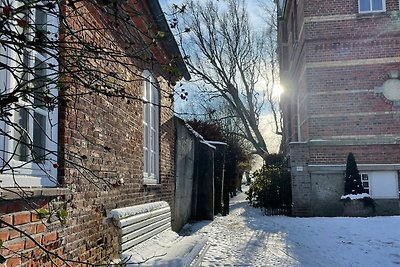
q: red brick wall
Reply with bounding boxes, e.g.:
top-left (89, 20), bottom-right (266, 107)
top-left (306, 63), bottom-right (400, 93)
top-left (280, 0), bottom-right (400, 147)
top-left (279, 0), bottom-right (400, 216)
top-left (304, 0), bottom-right (399, 16)
top-left (305, 17), bottom-right (400, 43)
top-left (279, 0), bottom-right (307, 146)
top-left (0, 200), bottom-right (64, 267)
top-left (0, 1), bottom-right (177, 266)
top-left (309, 145), bottom-right (400, 164)
top-left (58, 2), bottom-right (176, 264)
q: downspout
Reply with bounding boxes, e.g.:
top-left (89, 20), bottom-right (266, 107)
top-left (297, 92), bottom-right (301, 142)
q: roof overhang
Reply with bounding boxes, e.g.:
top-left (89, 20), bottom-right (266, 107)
top-left (147, 0), bottom-right (191, 81)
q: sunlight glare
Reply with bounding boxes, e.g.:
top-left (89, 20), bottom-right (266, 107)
top-left (272, 84), bottom-right (283, 97)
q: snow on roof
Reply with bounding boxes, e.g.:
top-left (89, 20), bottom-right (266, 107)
top-left (105, 201), bottom-right (169, 221)
top-left (206, 140), bottom-right (228, 146)
top-left (184, 123), bottom-right (223, 150)
top-left (184, 123), bottom-right (205, 140)
top-left (200, 140), bottom-right (216, 150)
top-left (340, 193), bottom-right (371, 200)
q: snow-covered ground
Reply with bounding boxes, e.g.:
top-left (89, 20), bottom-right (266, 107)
top-left (180, 187), bottom-right (400, 267)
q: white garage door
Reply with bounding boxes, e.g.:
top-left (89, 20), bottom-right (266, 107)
top-left (369, 171), bottom-right (399, 199)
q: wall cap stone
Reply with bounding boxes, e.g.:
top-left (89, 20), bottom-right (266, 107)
top-left (0, 187), bottom-right (71, 200)
top-left (308, 164), bottom-right (400, 172)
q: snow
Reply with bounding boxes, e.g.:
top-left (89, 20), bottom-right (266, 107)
top-left (119, 230), bottom-right (179, 264)
top-left (206, 141), bottom-right (228, 146)
top-left (104, 201), bottom-right (208, 266)
top-left (181, 187), bottom-right (400, 266)
top-left (184, 123), bottom-right (216, 150)
top-left (200, 140), bottom-right (216, 150)
top-left (341, 193), bottom-right (371, 200)
top-left (184, 123), bottom-right (205, 140)
top-left (104, 201), bottom-right (169, 221)
top-left (115, 228), bottom-right (208, 266)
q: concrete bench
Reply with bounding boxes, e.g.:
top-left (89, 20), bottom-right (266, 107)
top-left (105, 201), bottom-right (209, 266)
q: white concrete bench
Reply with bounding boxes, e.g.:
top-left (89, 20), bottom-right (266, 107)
top-left (105, 201), bottom-right (209, 266)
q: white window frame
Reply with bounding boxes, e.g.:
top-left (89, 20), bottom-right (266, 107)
top-left (358, 0), bottom-right (386, 13)
top-left (359, 171), bottom-right (399, 199)
top-left (361, 173), bottom-right (370, 194)
top-left (0, 0), bottom-right (59, 187)
top-left (142, 71), bottom-right (159, 184)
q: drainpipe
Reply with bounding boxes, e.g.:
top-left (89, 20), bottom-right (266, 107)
top-left (297, 92), bottom-right (301, 142)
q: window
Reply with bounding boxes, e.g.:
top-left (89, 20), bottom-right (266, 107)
top-left (142, 71), bottom-right (159, 183)
top-left (361, 173), bottom-right (370, 194)
top-left (359, 0), bottom-right (385, 13)
top-left (360, 171), bottom-right (399, 198)
top-left (368, 171), bottom-right (399, 198)
top-left (0, 1), bottom-right (58, 187)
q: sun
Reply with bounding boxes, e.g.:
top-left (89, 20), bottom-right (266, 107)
top-left (272, 84), bottom-right (283, 97)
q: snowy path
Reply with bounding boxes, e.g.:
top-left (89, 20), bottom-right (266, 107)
top-left (180, 187), bottom-right (400, 267)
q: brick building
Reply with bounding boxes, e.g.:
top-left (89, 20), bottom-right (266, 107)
top-left (0, 0), bottom-right (189, 266)
top-left (278, 0), bottom-right (400, 216)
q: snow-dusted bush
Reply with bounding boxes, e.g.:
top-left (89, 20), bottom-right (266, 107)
top-left (341, 153), bottom-right (375, 210)
top-left (246, 154), bottom-right (291, 214)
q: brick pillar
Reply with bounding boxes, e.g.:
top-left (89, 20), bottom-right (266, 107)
top-left (290, 142), bottom-right (312, 216)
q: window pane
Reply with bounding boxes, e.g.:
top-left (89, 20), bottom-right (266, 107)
top-left (150, 129), bottom-right (154, 151)
top-left (35, 7), bottom-right (47, 32)
top-left (150, 151), bottom-right (154, 175)
top-left (146, 104), bottom-right (150, 123)
top-left (145, 79), bottom-right (151, 100)
top-left (144, 124), bottom-right (149, 149)
top-left (151, 105), bottom-right (156, 127)
top-left (20, 49), bottom-right (30, 102)
top-left (362, 182), bottom-right (369, 187)
top-left (35, 6), bottom-right (47, 57)
top-left (359, 0), bottom-right (371, 11)
top-left (144, 149), bottom-right (149, 174)
top-left (34, 57), bottom-right (46, 109)
top-left (152, 85), bottom-right (158, 104)
top-left (17, 7), bottom-right (30, 36)
top-left (33, 112), bottom-right (46, 163)
top-left (371, 0), bottom-right (383, 10)
top-left (14, 107), bottom-right (29, 162)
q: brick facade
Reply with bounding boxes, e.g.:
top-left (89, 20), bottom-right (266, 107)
top-left (279, 0), bottom-right (400, 216)
top-left (0, 1), bottom-right (185, 266)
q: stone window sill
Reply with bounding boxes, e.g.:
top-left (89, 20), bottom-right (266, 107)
top-left (0, 187), bottom-right (71, 200)
top-left (143, 179), bottom-right (162, 189)
top-left (357, 11), bottom-right (388, 19)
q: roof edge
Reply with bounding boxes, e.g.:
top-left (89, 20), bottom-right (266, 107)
top-left (147, 0), bottom-right (191, 81)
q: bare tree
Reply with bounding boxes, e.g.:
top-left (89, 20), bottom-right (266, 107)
top-left (173, 0), bottom-right (280, 158)
top-left (260, 2), bottom-right (283, 136)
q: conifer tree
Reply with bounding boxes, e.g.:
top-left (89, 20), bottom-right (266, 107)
top-left (344, 153), bottom-right (364, 195)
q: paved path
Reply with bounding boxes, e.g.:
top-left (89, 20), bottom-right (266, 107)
top-left (180, 187), bottom-right (298, 267)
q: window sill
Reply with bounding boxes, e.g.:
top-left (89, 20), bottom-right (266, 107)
top-left (143, 179), bottom-right (161, 188)
top-left (357, 11), bottom-right (388, 18)
top-left (0, 187), bottom-right (71, 200)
